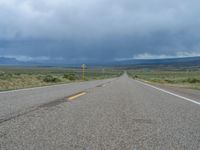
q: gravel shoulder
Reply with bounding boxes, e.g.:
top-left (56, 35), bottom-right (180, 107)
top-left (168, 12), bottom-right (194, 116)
top-left (140, 80), bottom-right (200, 103)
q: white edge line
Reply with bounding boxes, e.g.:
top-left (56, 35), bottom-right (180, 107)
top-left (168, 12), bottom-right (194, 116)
top-left (0, 83), bottom-right (73, 94)
top-left (0, 78), bottom-right (115, 94)
top-left (135, 80), bottom-right (200, 105)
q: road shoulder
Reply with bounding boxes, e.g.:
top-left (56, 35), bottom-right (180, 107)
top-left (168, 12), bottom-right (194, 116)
top-left (135, 79), bottom-right (200, 103)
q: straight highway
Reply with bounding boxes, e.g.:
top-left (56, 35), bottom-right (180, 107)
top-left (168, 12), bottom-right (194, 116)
top-left (0, 74), bottom-right (199, 149)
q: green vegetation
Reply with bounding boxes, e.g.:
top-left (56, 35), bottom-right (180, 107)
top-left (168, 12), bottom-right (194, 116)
top-left (0, 66), bottom-right (122, 91)
top-left (63, 73), bottom-right (77, 81)
top-left (127, 69), bottom-right (200, 90)
top-left (43, 75), bottom-right (61, 83)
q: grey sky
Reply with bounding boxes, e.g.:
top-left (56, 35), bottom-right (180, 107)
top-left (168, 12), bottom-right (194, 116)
top-left (0, 0), bottom-right (200, 63)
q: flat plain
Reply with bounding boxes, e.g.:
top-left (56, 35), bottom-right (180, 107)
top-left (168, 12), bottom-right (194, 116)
top-left (128, 69), bottom-right (200, 90)
top-left (0, 66), bottom-right (122, 91)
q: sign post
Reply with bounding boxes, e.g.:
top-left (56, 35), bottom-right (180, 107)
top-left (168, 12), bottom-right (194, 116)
top-left (102, 68), bottom-right (105, 78)
top-left (81, 64), bottom-right (86, 80)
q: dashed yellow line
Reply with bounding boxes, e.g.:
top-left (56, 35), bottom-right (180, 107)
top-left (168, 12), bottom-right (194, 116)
top-left (68, 92), bottom-right (86, 101)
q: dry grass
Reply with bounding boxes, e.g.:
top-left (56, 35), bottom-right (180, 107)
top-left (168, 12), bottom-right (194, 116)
top-left (128, 69), bottom-right (200, 90)
top-left (0, 67), bottom-right (122, 91)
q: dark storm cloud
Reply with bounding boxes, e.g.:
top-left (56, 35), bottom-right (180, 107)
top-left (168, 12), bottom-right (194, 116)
top-left (0, 0), bottom-right (200, 63)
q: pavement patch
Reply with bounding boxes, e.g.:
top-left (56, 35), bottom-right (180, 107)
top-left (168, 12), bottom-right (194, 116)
top-left (39, 99), bottom-right (67, 108)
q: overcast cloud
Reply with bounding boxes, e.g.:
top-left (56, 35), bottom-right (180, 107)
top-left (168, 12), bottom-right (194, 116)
top-left (0, 0), bottom-right (200, 63)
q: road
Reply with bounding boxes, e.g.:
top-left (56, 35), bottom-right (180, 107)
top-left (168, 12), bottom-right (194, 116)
top-left (0, 74), bottom-right (200, 149)
top-left (0, 78), bottom-right (115, 123)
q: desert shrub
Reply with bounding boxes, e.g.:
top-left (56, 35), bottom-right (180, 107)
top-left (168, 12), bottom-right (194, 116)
top-left (43, 75), bottom-right (61, 83)
top-left (183, 78), bottom-right (200, 83)
top-left (63, 73), bottom-right (76, 80)
top-left (0, 73), bottom-right (13, 80)
top-left (14, 72), bottom-right (21, 76)
top-left (164, 79), bottom-right (175, 83)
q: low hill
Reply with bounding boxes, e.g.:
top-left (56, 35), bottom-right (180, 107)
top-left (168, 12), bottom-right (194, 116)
top-left (112, 56), bottom-right (200, 69)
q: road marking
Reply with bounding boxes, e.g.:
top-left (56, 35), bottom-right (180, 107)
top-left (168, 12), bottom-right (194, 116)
top-left (0, 79), bottom-right (115, 94)
top-left (136, 80), bottom-right (200, 105)
top-left (102, 84), bottom-right (106, 87)
top-left (0, 83), bottom-right (73, 94)
top-left (96, 84), bottom-right (106, 88)
top-left (68, 92), bottom-right (86, 101)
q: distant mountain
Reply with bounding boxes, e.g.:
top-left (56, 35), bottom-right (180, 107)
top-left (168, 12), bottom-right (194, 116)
top-left (0, 57), bottom-right (44, 66)
top-left (0, 57), bottom-right (22, 65)
top-left (0, 57), bottom-right (80, 67)
top-left (112, 56), bottom-right (200, 68)
top-left (1, 56), bottom-right (200, 68)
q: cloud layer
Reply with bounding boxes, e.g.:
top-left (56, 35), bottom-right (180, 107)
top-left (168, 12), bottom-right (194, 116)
top-left (0, 0), bottom-right (200, 63)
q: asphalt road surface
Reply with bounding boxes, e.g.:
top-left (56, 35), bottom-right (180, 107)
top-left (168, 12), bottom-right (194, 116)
top-left (0, 74), bottom-right (199, 150)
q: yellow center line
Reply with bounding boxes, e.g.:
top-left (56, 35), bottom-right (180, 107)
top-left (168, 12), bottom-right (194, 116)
top-left (68, 92), bottom-right (86, 101)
